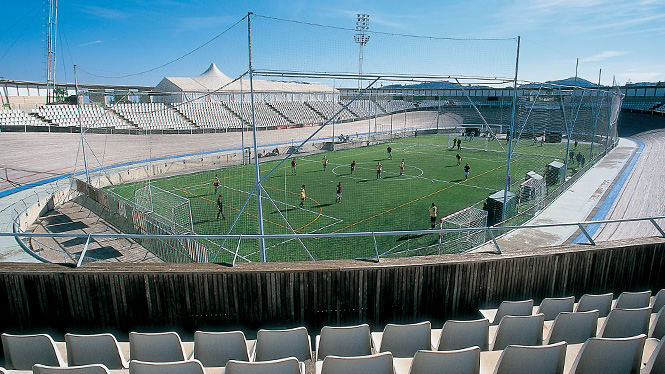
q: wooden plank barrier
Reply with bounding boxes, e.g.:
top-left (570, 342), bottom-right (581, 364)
top-left (0, 237), bottom-right (664, 335)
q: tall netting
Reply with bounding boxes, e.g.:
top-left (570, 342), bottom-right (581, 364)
top-left (65, 13), bottom-right (622, 264)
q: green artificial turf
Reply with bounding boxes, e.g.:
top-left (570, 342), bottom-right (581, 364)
top-left (107, 134), bottom-right (589, 262)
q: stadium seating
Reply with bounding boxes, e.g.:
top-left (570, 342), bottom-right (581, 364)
top-left (315, 324), bottom-right (373, 361)
top-left (0, 108), bottom-right (48, 127)
top-left (3, 291), bottom-right (665, 373)
top-left (575, 292), bottom-right (613, 317)
top-left (64, 333), bottom-right (128, 369)
top-left (393, 347), bottom-right (480, 374)
top-left (480, 299), bottom-right (534, 325)
top-left (128, 331), bottom-right (188, 362)
top-left (128, 359), bottom-right (205, 374)
top-left (435, 318), bottom-right (490, 351)
top-left (492, 341), bottom-right (567, 374)
top-left (192, 330), bottom-right (255, 367)
top-left (1, 333), bottom-right (65, 369)
top-left (35, 104), bottom-right (128, 129)
top-left (567, 334), bottom-right (646, 374)
top-left (490, 314), bottom-right (544, 351)
top-left (316, 352), bottom-right (393, 374)
top-left (34, 363), bottom-right (112, 374)
top-left (371, 321), bottom-right (432, 358)
top-left (226, 357), bottom-right (304, 374)
top-left (544, 310), bottom-right (599, 345)
top-left (253, 327), bottom-right (312, 362)
top-left (534, 296), bottom-right (575, 321)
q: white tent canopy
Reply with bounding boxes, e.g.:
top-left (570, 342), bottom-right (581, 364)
top-left (154, 63), bottom-right (336, 102)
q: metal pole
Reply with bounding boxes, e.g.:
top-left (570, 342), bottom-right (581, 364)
top-left (247, 13), bottom-right (267, 260)
top-left (589, 69), bottom-right (602, 162)
top-left (74, 65), bottom-right (89, 184)
top-left (502, 36), bottom-right (520, 222)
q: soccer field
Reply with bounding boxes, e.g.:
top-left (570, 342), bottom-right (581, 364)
top-left (107, 133), bottom-right (583, 262)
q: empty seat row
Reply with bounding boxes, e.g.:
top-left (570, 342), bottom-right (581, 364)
top-left (481, 290), bottom-right (665, 325)
top-left (11, 334), bottom-right (665, 374)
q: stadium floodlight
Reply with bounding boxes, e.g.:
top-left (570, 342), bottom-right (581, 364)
top-left (354, 13), bottom-right (370, 91)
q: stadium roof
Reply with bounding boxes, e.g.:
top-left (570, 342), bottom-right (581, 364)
top-left (154, 63), bottom-right (336, 93)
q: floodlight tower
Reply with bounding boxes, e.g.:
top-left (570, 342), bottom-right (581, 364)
top-left (46, 0), bottom-right (58, 104)
top-left (354, 14), bottom-right (370, 91)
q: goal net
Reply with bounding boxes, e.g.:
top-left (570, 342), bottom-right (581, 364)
top-left (518, 172), bottom-right (546, 212)
top-left (134, 184), bottom-right (194, 235)
top-left (439, 207), bottom-right (488, 254)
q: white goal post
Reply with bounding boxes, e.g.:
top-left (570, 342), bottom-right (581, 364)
top-left (134, 184), bottom-right (194, 235)
top-left (438, 206), bottom-right (488, 254)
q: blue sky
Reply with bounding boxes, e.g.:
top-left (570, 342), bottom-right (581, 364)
top-left (1, 0), bottom-right (663, 87)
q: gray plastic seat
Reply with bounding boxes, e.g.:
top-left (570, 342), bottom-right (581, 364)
top-left (317, 352), bottom-right (393, 374)
top-left (544, 310), bottom-right (599, 345)
top-left (536, 296), bottom-right (575, 321)
top-left (226, 357), bottom-right (304, 374)
top-left (316, 324), bottom-right (373, 361)
top-left (598, 307), bottom-right (651, 338)
top-left (436, 318), bottom-right (489, 351)
top-left (129, 359), bottom-right (205, 374)
top-left (483, 299), bottom-right (534, 325)
top-left (408, 347), bottom-right (480, 374)
top-left (193, 330), bottom-right (254, 367)
top-left (33, 364), bottom-right (111, 374)
top-left (615, 291), bottom-right (652, 309)
top-left (651, 289), bottom-right (665, 313)
top-left (575, 293), bottom-right (613, 317)
top-left (568, 334), bottom-right (646, 374)
top-left (642, 338), bottom-right (665, 374)
top-left (491, 314), bottom-right (544, 351)
top-left (255, 327), bottom-right (312, 362)
top-left (65, 333), bottom-right (128, 369)
top-left (1, 333), bottom-right (65, 370)
top-left (649, 306), bottom-right (665, 339)
top-left (372, 321), bottom-right (431, 358)
top-left (129, 332), bottom-right (187, 362)
top-left (493, 341), bottom-right (566, 374)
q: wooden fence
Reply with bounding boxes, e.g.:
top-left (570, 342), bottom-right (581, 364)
top-left (1, 237), bottom-right (664, 335)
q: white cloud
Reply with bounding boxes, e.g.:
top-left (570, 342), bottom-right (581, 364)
top-left (582, 50), bottom-right (630, 62)
top-left (80, 40), bottom-right (103, 47)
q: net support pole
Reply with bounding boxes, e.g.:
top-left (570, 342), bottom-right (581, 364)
top-left (589, 69), bottom-right (602, 162)
top-left (502, 36), bottom-right (520, 222)
top-left (74, 65), bottom-right (90, 184)
top-left (247, 13), bottom-right (267, 261)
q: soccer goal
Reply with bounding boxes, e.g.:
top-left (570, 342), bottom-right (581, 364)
top-left (134, 184), bottom-right (194, 235)
top-left (438, 207), bottom-right (488, 254)
top-left (518, 172), bottom-right (546, 212)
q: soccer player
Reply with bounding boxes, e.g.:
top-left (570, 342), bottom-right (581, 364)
top-left (212, 174), bottom-right (220, 195)
top-left (336, 182), bottom-right (342, 203)
top-left (291, 158), bottom-right (297, 175)
top-left (464, 163), bottom-right (470, 180)
top-left (376, 162), bottom-right (383, 179)
top-left (428, 202), bottom-right (438, 229)
top-left (350, 160), bottom-right (356, 174)
top-left (399, 159), bottom-right (405, 176)
top-left (299, 185), bottom-right (306, 208)
top-left (322, 156), bottom-right (329, 171)
top-left (216, 195), bottom-right (225, 220)
top-left (387, 146), bottom-right (392, 159)
top-left (456, 153), bottom-right (462, 166)
top-left (457, 139), bottom-right (461, 151)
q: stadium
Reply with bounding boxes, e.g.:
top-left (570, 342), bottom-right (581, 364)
top-left (1, 9), bottom-right (665, 374)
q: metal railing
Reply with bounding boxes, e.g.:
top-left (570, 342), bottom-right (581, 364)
top-left (3, 215), bottom-right (664, 267)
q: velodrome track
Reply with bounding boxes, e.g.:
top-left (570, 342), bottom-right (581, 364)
top-left (593, 114), bottom-right (665, 241)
